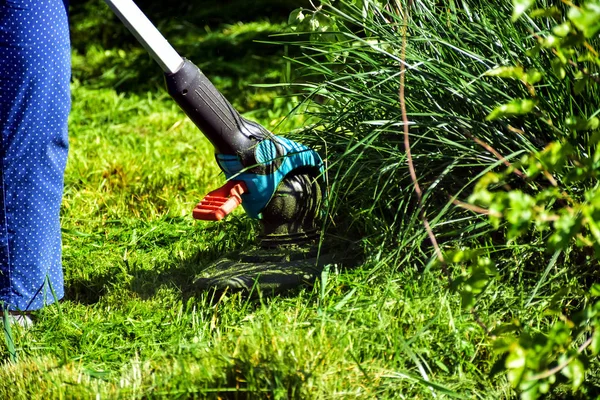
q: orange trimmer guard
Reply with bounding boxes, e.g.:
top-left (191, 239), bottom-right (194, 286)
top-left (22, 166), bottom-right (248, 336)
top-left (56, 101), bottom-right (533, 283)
top-left (193, 180), bottom-right (248, 221)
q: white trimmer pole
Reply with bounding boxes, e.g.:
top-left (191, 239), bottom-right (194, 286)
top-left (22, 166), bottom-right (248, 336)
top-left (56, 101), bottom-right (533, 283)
top-left (103, 0), bottom-right (184, 74)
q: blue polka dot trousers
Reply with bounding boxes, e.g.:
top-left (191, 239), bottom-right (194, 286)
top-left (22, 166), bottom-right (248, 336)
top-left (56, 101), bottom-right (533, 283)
top-left (0, 0), bottom-right (70, 311)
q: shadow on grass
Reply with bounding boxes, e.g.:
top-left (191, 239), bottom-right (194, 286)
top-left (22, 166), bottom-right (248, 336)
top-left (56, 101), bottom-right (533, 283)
top-left (63, 221), bottom-right (253, 305)
top-left (63, 249), bottom-right (224, 306)
top-left (65, 272), bottom-right (113, 305)
top-left (70, 0), bottom-right (292, 101)
top-left (129, 248), bottom-right (237, 303)
top-left (130, 238), bottom-right (362, 305)
top-left (63, 215), bottom-right (362, 306)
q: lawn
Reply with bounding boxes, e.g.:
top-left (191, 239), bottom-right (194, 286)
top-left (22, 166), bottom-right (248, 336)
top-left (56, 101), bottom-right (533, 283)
top-left (0, 78), bottom-right (492, 398)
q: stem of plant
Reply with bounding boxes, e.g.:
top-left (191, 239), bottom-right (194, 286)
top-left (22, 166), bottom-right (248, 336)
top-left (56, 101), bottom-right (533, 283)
top-left (463, 131), bottom-right (526, 179)
top-left (397, 0), bottom-right (450, 285)
top-left (527, 335), bottom-right (593, 381)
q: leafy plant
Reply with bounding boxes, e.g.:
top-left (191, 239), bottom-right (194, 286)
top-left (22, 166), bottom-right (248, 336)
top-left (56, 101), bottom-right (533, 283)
top-left (490, 288), bottom-right (600, 399)
top-left (458, 0), bottom-right (600, 397)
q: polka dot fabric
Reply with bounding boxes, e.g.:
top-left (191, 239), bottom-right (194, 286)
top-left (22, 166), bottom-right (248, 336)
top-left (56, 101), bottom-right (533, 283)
top-left (0, 0), bottom-right (70, 311)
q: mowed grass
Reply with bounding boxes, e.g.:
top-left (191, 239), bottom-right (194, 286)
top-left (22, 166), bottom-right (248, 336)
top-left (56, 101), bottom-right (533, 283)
top-left (0, 10), bottom-right (528, 400)
top-left (0, 85), bottom-right (511, 398)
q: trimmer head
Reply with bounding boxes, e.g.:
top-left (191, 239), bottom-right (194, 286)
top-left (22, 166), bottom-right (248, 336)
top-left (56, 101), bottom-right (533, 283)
top-left (194, 170), bottom-right (331, 293)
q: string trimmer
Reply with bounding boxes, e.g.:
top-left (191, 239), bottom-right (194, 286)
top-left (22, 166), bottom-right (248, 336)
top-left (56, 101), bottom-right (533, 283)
top-left (104, 0), bottom-right (331, 292)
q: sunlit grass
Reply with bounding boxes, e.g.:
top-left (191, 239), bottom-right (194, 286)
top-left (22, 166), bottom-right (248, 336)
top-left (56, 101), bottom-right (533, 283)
top-left (3, 0), bottom-right (597, 398)
top-left (0, 56), bottom-right (505, 400)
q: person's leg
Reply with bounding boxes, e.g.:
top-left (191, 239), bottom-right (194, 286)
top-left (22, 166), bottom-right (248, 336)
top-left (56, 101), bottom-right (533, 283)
top-left (0, 0), bottom-right (70, 311)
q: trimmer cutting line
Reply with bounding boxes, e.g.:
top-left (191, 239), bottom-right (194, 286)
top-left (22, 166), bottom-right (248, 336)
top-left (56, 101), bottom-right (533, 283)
top-left (104, 0), bottom-right (332, 292)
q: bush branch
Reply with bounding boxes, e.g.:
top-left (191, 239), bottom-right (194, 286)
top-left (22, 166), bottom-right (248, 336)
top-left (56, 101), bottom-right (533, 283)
top-left (463, 132), bottom-right (526, 179)
top-left (526, 335), bottom-right (594, 382)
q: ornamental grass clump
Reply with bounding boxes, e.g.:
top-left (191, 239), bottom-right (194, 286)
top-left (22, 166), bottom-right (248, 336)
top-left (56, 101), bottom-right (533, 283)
top-left (286, 0), bottom-right (597, 276)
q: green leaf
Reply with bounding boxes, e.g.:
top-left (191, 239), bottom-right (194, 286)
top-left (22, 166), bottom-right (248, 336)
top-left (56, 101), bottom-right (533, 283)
top-left (577, 51), bottom-right (600, 64)
top-left (526, 44), bottom-right (542, 58)
top-left (460, 290), bottom-right (475, 310)
top-left (529, 7), bottom-right (561, 19)
top-left (555, 48), bottom-right (569, 64)
top-left (543, 34), bottom-right (559, 48)
top-left (574, 77), bottom-right (589, 94)
top-left (584, 205), bottom-right (600, 249)
top-left (591, 283), bottom-right (600, 297)
top-left (568, 2), bottom-right (600, 38)
top-left (552, 22), bottom-right (572, 37)
top-left (489, 202), bottom-right (505, 228)
top-left (485, 66), bottom-right (542, 85)
top-left (505, 191), bottom-right (536, 238)
top-left (539, 380), bottom-right (551, 394)
top-left (591, 331), bottom-right (600, 355)
top-left (549, 322), bottom-right (571, 346)
top-left (551, 58), bottom-right (566, 79)
top-left (560, 31), bottom-right (586, 48)
top-left (536, 141), bottom-right (573, 172)
top-left (565, 116), bottom-right (600, 131)
top-left (507, 364), bottom-right (526, 387)
top-left (486, 99), bottom-right (537, 120)
top-left (548, 211), bottom-right (582, 251)
top-left (491, 323), bottom-right (520, 336)
top-left (446, 248), bottom-right (480, 264)
top-left (288, 8), bottom-right (305, 25)
top-left (477, 256), bottom-right (499, 275)
top-left (563, 358), bottom-right (585, 390)
top-left (525, 69), bottom-right (543, 84)
top-left (485, 66), bottom-right (525, 79)
top-left (309, 16), bottom-right (320, 31)
top-left (520, 381), bottom-right (540, 400)
top-left (512, 0), bottom-right (536, 22)
top-left (506, 346), bottom-right (527, 369)
top-left (494, 336), bottom-right (519, 352)
top-left (466, 272), bottom-right (490, 292)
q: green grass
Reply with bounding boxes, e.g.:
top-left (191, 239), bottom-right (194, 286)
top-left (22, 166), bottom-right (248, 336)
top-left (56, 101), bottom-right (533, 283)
top-left (0, 55), bottom-right (507, 399)
top-left (2, 0), bottom-right (597, 398)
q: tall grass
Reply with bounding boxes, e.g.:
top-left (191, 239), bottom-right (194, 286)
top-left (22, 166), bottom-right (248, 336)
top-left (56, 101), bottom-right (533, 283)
top-left (282, 2), bottom-right (600, 394)
top-left (285, 0), bottom-right (595, 282)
